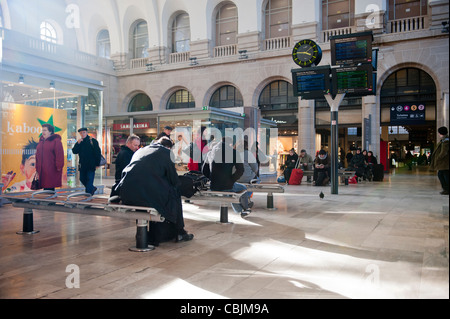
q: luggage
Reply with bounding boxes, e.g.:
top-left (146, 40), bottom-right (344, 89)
top-left (178, 171), bottom-right (209, 198)
top-left (372, 164), bottom-right (384, 181)
top-left (148, 220), bottom-right (177, 246)
top-left (288, 168), bottom-right (303, 185)
top-left (348, 175), bottom-right (358, 184)
top-left (277, 175), bottom-right (286, 183)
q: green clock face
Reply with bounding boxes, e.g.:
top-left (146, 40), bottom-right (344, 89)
top-left (292, 39), bottom-right (322, 67)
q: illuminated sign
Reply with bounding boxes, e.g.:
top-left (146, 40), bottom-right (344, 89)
top-left (291, 66), bottom-right (331, 99)
top-left (390, 103), bottom-right (426, 125)
top-left (113, 122), bottom-right (150, 130)
top-left (331, 64), bottom-right (374, 96)
top-left (330, 31), bottom-right (373, 66)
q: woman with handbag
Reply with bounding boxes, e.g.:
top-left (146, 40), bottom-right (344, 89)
top-left (35, 124), bottom-right (64, 191)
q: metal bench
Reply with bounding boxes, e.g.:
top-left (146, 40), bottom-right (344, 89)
top-left (243, 183), bottom-right (285, 210)
top-left (1, 190), bottom-right (164, 253)
top-left (183, 189), bottom-right (247, 224)
top-left (301, 169), bottom-right (356, 184)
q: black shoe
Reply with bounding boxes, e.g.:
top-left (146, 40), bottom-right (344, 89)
top-left (241, 210), bottom-right (251, 218)
top-left (176, 233), bottom-right (194, 242)
top-left (91, 187), bottom-right (97, 195)
top-left (248, 201), bottom-right (254, 209)
top-left (440, 190), bottom-right (449, 195)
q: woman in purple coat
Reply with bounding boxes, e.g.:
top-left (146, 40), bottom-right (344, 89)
top-left (35, 124), bottom-right (65, 191)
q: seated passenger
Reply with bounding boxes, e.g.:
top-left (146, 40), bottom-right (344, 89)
top-left (203, 137), bottom-right (251, 218)
top-left (283, 148), bottom-right (299, 184)
top-left (348, 148), bottom-right (366, 178)
top-left (313, 150), bottom-right (331, 186)
top-left (298, 149), bottom-right (314, 182)
top-left (115, 137), bottom-right (193, 244)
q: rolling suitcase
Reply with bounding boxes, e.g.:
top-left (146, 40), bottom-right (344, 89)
top-left (288, 169), bottom-right (304, 185)
top-left (372, 164), bottom-right (384, 181)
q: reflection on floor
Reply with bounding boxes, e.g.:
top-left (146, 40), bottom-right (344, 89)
top-left (0, 166), bottom-right (448, 299)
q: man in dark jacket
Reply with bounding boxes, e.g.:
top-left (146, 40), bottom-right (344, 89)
top-left (115, 137), bottom-right (194, 243)
top-left (348, 148), bottom-right (366, 178)
top-left (202, 137), bottom-right (250, 217)
top-left (114, 134), bottom-right (141, 182)
top-left (430, 126), bottom-right (449, 195)
top-left (283, 148), bottom-right (298, 183)
top-left (313, 150), bottom-right (331, 186)
top-left (72, 127), bottom-right (101, 195)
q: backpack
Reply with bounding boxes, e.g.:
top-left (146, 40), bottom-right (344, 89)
top-left (178, 171), bottom-right (209, 198)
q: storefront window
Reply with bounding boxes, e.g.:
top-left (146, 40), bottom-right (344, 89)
top-left (167, 89), bottom-right (195, 109)
top-left (128, 93), bottom-right (153, 112)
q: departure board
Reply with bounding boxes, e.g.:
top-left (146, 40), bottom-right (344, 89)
top-left (291, 66), bottom-right (331, 99)
top-left (330, 32), bottom-right (373, 66)
top-left (331, 64), bottom-right (374, 96)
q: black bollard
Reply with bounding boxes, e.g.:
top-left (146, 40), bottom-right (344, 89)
top-left (129, 219), bottom-right (154, 252)
top-left (16, 208), bottom-right (39, 235)
top-left (217, 204), bottom-right (232, 224)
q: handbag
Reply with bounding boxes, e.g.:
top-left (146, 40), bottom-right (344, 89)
top-left (30, 173), bottom-right (41, 190)
top-left (99, 155), bottom-right (107, 166)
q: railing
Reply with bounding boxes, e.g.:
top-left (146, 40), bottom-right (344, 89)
top-left (169, 51), bottom-right (191, 64)
top-left (214, 44), bottom-right (237, 57)
top-left (321, 26), bottom-right (356, 43)
top-left (387, 16), bottom-right (428, 33)
top-left (130, 57), bottom-right (149, 69)
top-left (264, 36), bottom-right (291, 50)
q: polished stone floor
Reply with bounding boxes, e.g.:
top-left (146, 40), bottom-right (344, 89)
top-left (0, 166), bottom-right (448, 299)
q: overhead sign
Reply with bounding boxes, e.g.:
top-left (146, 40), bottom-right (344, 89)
top-left (331, 64), bottom-right (374, 96)
top-left (291, 66), bottom-right (331, 99)
top-left (330, 31), bottom-right (373, 66)
top-left (390, 103), bottom-right (426, 125)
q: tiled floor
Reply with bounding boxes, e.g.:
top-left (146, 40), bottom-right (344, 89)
top-left (0, 166), bottom-right (448, 299)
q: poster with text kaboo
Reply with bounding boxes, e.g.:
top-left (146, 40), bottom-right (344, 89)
top-left (1, 103), bottom-right (67, 192)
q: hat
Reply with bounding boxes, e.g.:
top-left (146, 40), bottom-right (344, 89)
top-left (164, 126), bottom-right (173, 130)
top-left (438, 126), bottom-right (448, 135)
top-left (78, 127), bottom-right (88, 132)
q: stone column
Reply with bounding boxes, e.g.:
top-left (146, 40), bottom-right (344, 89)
top-left (298, 97), bottom-right (316, 156)
top-left (362, 95), bottom-right (380, 157)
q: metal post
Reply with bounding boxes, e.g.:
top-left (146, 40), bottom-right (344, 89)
top-left (267, 192), bottom-right (277, 210)
top-left (129, 219), bottom-right (154, 252)
top-left (325, 93), bottom-right (345, 195)
top-left (218, 204), bottom-right (232, 224)
top-left (17, 208), bottom-right (39, 235)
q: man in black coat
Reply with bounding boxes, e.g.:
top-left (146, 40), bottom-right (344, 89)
top-left (114, 134), bottom-right (141, 182)
top-left (72, 128), bottom-right (101, 195)
top-left (115, 137), bottom-right (193, 243)
top-left (202, 137), bottom-right (251, 217)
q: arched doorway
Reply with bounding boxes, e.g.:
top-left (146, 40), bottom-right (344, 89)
top-left (380, 67), bottom-right (436, 168)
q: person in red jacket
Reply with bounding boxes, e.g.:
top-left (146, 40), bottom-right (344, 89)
top-left (35, 124), bottom-right (65, 191)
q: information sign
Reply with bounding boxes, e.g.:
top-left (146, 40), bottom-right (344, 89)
top-left (291, 66), bottom-right (331, 99)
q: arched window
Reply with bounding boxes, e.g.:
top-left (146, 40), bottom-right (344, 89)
top-left (97, 29), bottom-right (110, 58)
top-left (215, 3), bottom-right (238, 46)
top-left (265, 0), bottom-right (292, 39)
top-left (128, 93), bottom-right (153, 112)
top-left (40, 21), bottom-right (57, 43)
top-left (167, 89), bottom-right (195, 109)
top-left (258, 80), bottom-right (297, 111)
top-left (172, 13), bottom-right (190, 53)
top-left (132, 21), bottom-right (149, 59)
top-left (210, 85), bottom-right (243, 108)
top-left (322, 0), bottom-right (354, 31)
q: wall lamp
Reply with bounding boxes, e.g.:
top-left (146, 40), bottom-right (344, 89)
top-left (18, 74), bottom-right (24, 84)
top-left (238, 50), bottom-right (248, 59)
top-left (49, 80), bottom-right (55, 89)
top-left (146, 63), bottom-right (154, 71)
top-left (189, 57), bottom-right (198, 66)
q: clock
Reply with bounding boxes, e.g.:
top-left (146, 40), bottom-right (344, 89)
top-left (292, 39), bottom-right (322, 67)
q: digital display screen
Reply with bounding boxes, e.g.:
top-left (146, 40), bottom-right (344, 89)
top-left (291, 66), bottom-right (331, 99)
top-left (330, 32), bottom-right (373, 66)
top-left (331, 64), bottom-right (374, 96)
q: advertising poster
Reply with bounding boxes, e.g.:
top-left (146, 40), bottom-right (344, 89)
top-left (1, 103), bottom-right (67, 192)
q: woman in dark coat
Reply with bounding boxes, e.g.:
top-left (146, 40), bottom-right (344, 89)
top-left (116, 137), bottom-right (193, 243)
top-left (35, 124), bottom-right (65, 190)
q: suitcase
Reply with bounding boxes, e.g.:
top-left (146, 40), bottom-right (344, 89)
top-left (372, 164), bottom-right (384, 181)
top-left (288, 168), bottom-right (304, 185)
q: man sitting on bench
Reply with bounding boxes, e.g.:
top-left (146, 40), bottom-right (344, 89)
top-left (203, 137), bottom-right (251, 218)
top-left (314, 150), bottom-right (331, 186)
top-left (115, 137), bottom-right (194, 245)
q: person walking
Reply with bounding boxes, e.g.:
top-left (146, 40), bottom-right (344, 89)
top-left (72, 127), bottom-right (101, 195)
top-left (430, 126), bottom-right (449, 195)
top-left (35, 124), bottom-right (65, 191)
